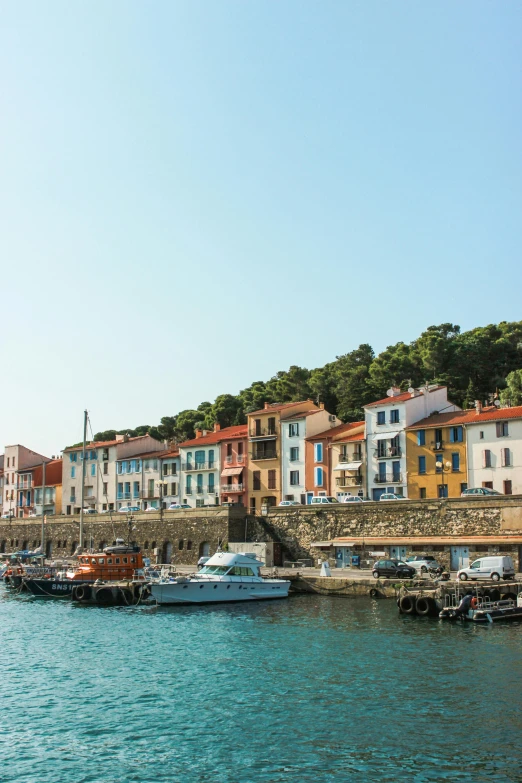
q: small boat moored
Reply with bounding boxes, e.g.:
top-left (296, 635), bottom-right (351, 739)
top-left (150, 550), bottom-right (290, 605)
top-left (439, 592), bottom-right (522, 623)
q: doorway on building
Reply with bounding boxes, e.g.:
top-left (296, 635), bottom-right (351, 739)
top-left (163, 541), bottom-right (173, 563)
top-left (389, 545), bottom-right (407, 561)
top-left (450, 546), bottom-right (469, 571)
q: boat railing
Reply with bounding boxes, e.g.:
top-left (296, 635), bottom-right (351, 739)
top-left (134, 564), bottom-right (177, 582)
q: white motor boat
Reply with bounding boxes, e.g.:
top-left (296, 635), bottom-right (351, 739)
top-left (149, 551), bottom-right (290, 605)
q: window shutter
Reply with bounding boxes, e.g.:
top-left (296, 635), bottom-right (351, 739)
top-left (496, 422), bottom-right (502, 437)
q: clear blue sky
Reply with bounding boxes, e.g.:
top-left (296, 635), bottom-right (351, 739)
top-left (1, 1), bottom-right (521, 456)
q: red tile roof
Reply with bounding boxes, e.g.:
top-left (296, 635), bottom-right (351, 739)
top-left (365, 387), bottom-right (445, 407)
top-left (63, 434), bottom-right (154, 452)
top-left (341, 432), bottom-right (365, 442)
top-left (248, 401), bottom-right (317, 416)
top-left (407, 405), bottom-right (522, 429)
top-left (306, 421), bottom-right (364, 442)
top-left (179, 425), bottom-right (247, 448)
top-left (32, 459), bottom-right (63, 487)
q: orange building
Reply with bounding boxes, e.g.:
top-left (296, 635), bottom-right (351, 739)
top-left (247, 401), bottom-right (320, 512)
top-left (305, 422), bottom-right (365, 499)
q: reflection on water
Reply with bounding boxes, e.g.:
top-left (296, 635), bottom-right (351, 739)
top-left (1, 591), bottom-right (521, 782)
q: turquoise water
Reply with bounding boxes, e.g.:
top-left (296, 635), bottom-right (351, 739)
top-left (1, 591), bottom-right (521, 783)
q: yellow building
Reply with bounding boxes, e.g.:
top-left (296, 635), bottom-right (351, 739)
top-left (247, 400), bottom-right (319, 513)
top-left (406, 411), bottom-right (470, 499)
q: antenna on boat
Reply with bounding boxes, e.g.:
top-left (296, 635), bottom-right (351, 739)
top-left (79, 409), bottom-right (88, 550)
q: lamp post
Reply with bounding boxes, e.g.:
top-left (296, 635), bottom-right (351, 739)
top-left (435, 459), bottom-right (452, 499)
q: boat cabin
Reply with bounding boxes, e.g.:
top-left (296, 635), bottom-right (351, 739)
top-left (198, 551), bottom-right (262, 579)
top-left (66, 547), bottom-right (144, 581)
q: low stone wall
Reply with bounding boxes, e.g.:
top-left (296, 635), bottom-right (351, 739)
top-left (259, 497), bottom-right (522, 569)
top-left (0, 507), bottom-right (246, 566)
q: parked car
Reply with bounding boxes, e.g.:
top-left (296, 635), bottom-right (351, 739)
top-left (461, 487), bottom-right (502, 497)
top-left (310, 496), bottom-right (339, 505)
top-left (379, 493), bottom-right (407, 501)
top-left (83, 508), bottom-right (97, 515)
top-left (168, 503), bottom-right (191, 509)
top-left (118, 506), bottom-right (140, 513)
top-left (405, 555), bottom-right (441, 573)
top-left (458, 556), bottom-right (515, 582)
top-left (145, 506), bottom-right (159, 512)
top-left (340, 495), bottom-right (372, 503)
top-left (372, 559), bottom-right (416, 579)
top-left (279, 500), bottom-right (301, 506)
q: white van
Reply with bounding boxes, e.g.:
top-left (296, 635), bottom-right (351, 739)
top-left (458, 556), bottom-right (515, 582)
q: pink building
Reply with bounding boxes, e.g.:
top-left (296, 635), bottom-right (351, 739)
top-left (218, 424), bottom-right (248, 507)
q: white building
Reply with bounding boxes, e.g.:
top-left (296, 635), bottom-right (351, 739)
top-left (179, 429), bottom-right (221, 508)
top-left (161, 450), bottom-right (181, 508)
top-left (364, 385), bottom-right (459, 500)
top-left (465, 404), bottom-right (522, 495)
top-left (281, 408), bottom-right (340, 503)
top-left (62, 434), bottom-right (164, 514)
top-left (2, 444), bottom-right (51, 518)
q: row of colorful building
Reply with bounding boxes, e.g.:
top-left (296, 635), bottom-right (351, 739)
top-left (1, 384), bottom-right (521, 518)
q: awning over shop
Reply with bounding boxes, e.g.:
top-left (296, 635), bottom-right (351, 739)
top-left (334, 461), bottom-right (362, 471)
top-left (373, 431), bottom-right (401, 441)
top-left (221, 467), bottom-right (243, 477)
top-left (310, 541), bottom-right (333, 548)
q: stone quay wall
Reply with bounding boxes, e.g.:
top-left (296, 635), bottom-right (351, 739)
top-left (0, 507), bottom-right (246, 566)
top-left (255, 497), bottom-right (522, 569)
top-left (2, 499), bottom-right (522, 570)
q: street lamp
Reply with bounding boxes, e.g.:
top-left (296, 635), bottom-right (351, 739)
top-left (435, 459), bottom-right (452, 499)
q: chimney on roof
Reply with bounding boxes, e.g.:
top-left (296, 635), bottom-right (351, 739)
top-left (475, 400), bottom-right (482, 414)
top-left (123, 434), bottom-right (129, 443)
top-left (319, 402), bottom-right (325, 410)
top-left (195, 429), bottom-right (203, 439)
top-left (213, 423), bottom-right (221, 433)
top-left (387, 386), bottom-right (402, 397)
top-left (264, 402), bottom-right (270, 410)
top-left (116, 434), bottom-right (124, 442)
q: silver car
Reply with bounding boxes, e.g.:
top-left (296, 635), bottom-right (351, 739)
top-left (405, 555), bottom-right (441, 574)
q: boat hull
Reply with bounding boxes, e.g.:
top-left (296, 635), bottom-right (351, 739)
top-left (439, 605), bottom-right (522, 623)
top-left (22, 578), bottom-right (94, 598)
top-left (150, 579), bottom-right (290, 605)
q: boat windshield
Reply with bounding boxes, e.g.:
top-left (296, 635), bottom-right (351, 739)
top-left (199, 566), bottom-right (231, 575)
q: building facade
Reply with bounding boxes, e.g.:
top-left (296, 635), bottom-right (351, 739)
top-left (331, 424), bottom-right (366, 499)
top-left (160, 450), bottom-right (181, 508)
top-left (466, 404), bottom-right (522, 495)
top-left (247, 401), bottom-right (320, 513)
top-left (219, 426), bottom-right (248, 507)
top-left (281, 408), bottom-right (341, 504)
top-left (364, 385), bottom-right (459, 500)
top-left (179, 425), bottom-right (247, 508)
top-left (33, 459), bottom-right (63, 516)
top-left (406, 412), bottom-right (469, 499)
top-left (62, 434), bottom-right (164, 514)
top-left (3, 445), bottom-right (51, 518)
top-left (305, 421), bottom-right (364, 500)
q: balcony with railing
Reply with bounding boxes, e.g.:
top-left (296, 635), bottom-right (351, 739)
top-left (182, 462), bottom-right (215, 471)
top-left (430, 441), bottom-right (445, 450)
top-left (140, 489), bottom-right (160, 499)
top-left (221, 483), bottom-right (244, 493)
top-left (336, 476), bottom-right (363, 488)
top-left (249, 427), bottom-right (277, 439)
top-left (374, 447), bottom-right (402, 460)
top-left (374, 473), bottom-right (404, 484)
top-left (250, 449), bottom-right (278, 461)
top-left (338, 451), bottom-right (364, 463)
top-left (16, 479), bottom-right (32, 490)
top-left (117, 492), bottom-right (132, 500)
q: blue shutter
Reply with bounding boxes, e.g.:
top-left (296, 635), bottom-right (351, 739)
top-left (418, 456), bottom-right (426, 474)
top-left (417, 430), bottom-right (425, 446)
top-left (449, 428), bottom-right (455, 443)
top-left (452, 453), bottom-right (460, 471)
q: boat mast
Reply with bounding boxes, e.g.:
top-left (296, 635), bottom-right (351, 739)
top-left (79, 409), bottom-right (88, 549)
top-left (40, 459), bottom-right (46, 556)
